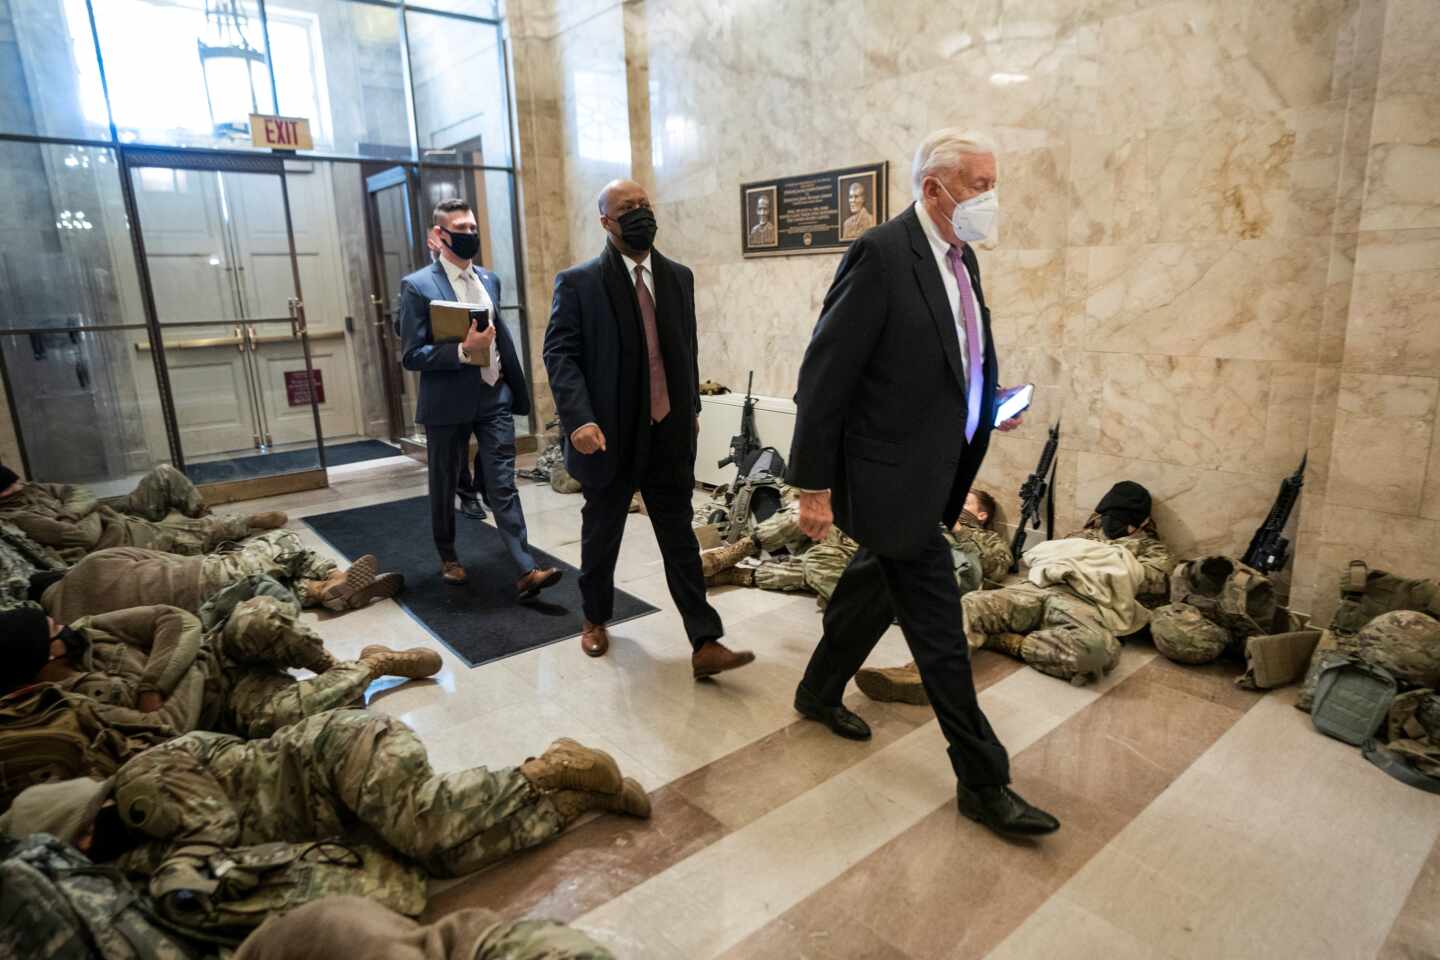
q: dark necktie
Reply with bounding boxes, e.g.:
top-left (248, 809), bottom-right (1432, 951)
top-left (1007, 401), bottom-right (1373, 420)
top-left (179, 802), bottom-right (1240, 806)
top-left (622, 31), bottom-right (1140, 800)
top-left (635, 265), bottom-right (670, 423)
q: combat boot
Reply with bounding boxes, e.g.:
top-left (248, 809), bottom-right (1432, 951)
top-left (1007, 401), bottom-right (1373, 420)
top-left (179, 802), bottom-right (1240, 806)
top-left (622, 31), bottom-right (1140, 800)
top-left (310, 556), bottom-right (405, 612)
top-left (705, 567), bottom-right (756, 588)
top-left (700, 537), bottom-right (758, 577)
top-left (358, 644), bottom-right (443, 680)
top-left (855, 661), bottom-right (928, 705)
top-left (547, 778), bottom-right (652, 825)
top-left (986, 632), bottom-right (1028, 659)
top-left (520, 738), bottom-right (624, 795)
top-left (246, 511), bottom-right (289, 530)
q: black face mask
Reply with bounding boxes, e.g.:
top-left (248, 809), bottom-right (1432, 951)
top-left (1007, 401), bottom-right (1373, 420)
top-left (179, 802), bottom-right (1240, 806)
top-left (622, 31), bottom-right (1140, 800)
top-left (616, 207), bottom-right (657, 252)
top-left (439, 228), bottom-right (480, 262)
top-left (55, 626), bottom-right (87, 660)
top-left (1101, 513), bottom-right (1136, 539)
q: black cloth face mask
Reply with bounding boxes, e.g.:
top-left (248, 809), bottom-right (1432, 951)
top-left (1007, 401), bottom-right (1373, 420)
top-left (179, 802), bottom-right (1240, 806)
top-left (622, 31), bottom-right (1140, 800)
top-left (1101, 512), bottom-right (1140, 539)
top-left (616, 207), bottom-right (657, 252)
top-left (439, 228), bottom-right (480, 261)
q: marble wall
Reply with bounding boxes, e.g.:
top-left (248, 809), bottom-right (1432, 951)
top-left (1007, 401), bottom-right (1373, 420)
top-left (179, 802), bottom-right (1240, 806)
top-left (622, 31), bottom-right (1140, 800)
top-left (507, 0), bottom-right (1439, 621)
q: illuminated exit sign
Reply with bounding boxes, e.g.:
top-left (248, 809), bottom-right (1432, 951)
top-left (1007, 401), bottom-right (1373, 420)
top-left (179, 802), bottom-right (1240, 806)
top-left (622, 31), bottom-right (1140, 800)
top-left (250, 114), bottom-right (314, 151)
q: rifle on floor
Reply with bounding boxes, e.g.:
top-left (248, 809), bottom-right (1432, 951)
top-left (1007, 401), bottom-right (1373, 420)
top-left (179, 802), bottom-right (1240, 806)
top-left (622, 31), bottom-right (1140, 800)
top-left (1008, 421), bottom-right (1060, 573)
top-left (1242, 453), bottom-right (1307, 574)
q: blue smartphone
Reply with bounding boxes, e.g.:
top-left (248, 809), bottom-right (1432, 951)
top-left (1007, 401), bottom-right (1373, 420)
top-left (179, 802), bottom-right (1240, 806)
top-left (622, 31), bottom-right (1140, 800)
top-left (994, 383), bottom-right (1034, 426)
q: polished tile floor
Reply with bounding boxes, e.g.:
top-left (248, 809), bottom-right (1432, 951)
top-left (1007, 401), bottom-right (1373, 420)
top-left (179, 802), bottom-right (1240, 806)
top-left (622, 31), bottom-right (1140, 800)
top-left (250, 457), bottom-right (1439, 960)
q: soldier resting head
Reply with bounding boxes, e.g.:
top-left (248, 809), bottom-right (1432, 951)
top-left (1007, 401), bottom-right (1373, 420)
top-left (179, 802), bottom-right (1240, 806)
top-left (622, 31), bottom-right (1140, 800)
top-left (0, 462), bottom-right (19, 500)
top-left (1092, 480), bottom-right (1151, 539)
top-left (958, 489), bottom-right (997, 530)
top-left (0, 602), bottom-right (57, 696)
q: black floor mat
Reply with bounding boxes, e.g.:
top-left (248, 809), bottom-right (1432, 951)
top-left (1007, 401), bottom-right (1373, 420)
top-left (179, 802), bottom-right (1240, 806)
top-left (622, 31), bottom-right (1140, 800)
top-left (186, 440), bottom-right (403, 485)
top-left (303, 495), bottom-right (659, 667)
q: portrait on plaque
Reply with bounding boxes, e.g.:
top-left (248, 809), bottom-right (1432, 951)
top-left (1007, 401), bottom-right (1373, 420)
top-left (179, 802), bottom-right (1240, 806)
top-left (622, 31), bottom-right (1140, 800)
top-left (837, 172), bottom-right (878, 240)
top-left (740, 162), bottom-right (887, 258)
top-left (745, 185), bottom-right (778, 248)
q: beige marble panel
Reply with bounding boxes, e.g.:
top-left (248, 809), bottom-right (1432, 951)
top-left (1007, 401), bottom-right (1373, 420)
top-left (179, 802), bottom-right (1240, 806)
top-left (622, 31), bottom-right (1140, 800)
top-left (1326, 371), bottom-right (1437, 515)
top-left (984, 247), bottom-right (1066, 349)
top-left (1073, 452), bottom-right (1285, 562)
top-left (1423, 418), bottom-right (1440, 522)
top-left (1083, 239), bottom-right (1326, 363)
top-left (1361, 95), bottom-right (1440, 231)
top-left (1318, 232), bottom-right (1356, 365)
top-left (1375, 0), bottom-right (1440, 98)
top-left (1242, 0), bottom-right (1348, 110)
top-left (1067, 128), bottom-right (1151, 246)
top-left (1343, 228), bottom-right (1440, 376)
top-left (860, 0), bottom-right (1004, 81)
top-left (1309, 503), bottom-right (1440, 624)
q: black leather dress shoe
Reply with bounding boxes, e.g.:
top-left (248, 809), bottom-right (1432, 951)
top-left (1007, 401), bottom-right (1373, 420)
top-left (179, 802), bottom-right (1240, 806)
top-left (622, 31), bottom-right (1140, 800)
top-left (957, 783), bottom-right (1060, 837)
top-left (458, 495), bottom-right (488, 521)
top-left (794, 684), bottom-right (871, 741)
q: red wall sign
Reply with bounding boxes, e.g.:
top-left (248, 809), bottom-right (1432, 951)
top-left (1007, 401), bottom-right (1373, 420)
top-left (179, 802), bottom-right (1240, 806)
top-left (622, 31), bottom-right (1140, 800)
top-left (285, 369), bottom-right (325, 406)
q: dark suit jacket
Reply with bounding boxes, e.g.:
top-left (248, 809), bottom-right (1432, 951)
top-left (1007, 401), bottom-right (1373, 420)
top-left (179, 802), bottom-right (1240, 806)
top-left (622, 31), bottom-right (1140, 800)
top-left (542, 242), bottom-right (702, 490)
top-left (787, 204), bottom-right (1000, 558)
top-left (398, 260), bottom-right (530, 426)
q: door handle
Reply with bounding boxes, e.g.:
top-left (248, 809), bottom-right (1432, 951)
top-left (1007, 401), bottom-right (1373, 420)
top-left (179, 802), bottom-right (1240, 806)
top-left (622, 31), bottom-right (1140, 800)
top-left (245, 324), bottom-right (258, 351)
top-left (234, 323), bottom-right (244, 353)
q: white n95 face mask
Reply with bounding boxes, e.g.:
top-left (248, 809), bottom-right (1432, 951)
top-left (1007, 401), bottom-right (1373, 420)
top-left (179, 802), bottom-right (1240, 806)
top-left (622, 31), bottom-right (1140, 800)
top-left (949, 189), bottom-right (999, 243)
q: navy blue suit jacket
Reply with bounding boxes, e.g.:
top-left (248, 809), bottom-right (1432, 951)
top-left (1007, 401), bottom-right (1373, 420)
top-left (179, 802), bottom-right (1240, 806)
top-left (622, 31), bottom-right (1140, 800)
top-left (398, 260), bottom-right (530, 426)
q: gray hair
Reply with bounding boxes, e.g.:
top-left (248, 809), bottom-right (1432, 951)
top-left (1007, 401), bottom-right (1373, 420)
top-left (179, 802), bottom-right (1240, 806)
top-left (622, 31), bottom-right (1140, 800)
top-left (911, 128), bottom-right (996, 200)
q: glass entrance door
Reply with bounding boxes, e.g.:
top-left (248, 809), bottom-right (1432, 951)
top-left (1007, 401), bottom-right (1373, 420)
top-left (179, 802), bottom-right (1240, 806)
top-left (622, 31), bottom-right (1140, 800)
top-left (364, 165), bottom-right (423, 445)
top-left (125, 150), bottom-right (326, 496)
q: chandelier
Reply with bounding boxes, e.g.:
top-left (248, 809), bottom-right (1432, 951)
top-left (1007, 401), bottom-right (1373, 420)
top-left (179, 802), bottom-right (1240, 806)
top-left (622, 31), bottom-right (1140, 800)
top-left (197, 0), bottom-right (268, 140)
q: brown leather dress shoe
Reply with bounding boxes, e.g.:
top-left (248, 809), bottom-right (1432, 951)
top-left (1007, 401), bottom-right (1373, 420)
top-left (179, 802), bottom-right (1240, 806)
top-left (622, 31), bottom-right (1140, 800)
top-left (441, 561), bottom-right (468, 585)
top-left (516, 567), bottom-right (563, 601)
top-left (581, 620), bottom-right (609, 657)
top-left (691, 640), bottom-right (756, 679)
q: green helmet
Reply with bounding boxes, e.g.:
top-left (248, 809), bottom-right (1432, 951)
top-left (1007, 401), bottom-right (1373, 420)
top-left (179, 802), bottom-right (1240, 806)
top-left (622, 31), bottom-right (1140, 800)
top-left (1356, 610), bottom-right (1440, 690)
top-left (1150, 602), bottom-right (1229, 665)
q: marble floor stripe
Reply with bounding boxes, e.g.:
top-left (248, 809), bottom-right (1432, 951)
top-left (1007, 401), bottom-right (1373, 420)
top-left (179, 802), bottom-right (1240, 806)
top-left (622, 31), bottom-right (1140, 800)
top-left (1378, 831), bottom-right (1440, 959)
top-left (564, 648), bottom-right (1158, 958)
top-left (422, 652), bottom-right (1025, 922)
top-left (994, 687), bottom-right (1440, 959)
top-left (718, 657), bottom-right (1261, 960)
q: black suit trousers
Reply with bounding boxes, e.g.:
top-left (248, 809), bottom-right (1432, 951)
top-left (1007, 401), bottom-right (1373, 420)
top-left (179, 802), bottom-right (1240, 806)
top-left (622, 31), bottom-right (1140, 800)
top-left (578, 438), bottom-right (723, 650)
top-left (800, 529), bottom-right (1011, 787)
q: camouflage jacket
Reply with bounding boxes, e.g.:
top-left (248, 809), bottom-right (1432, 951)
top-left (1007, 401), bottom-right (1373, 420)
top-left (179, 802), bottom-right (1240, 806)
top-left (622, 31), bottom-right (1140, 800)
top-left (0, 482), bottom-right (110, 559)
top-left (1070, 517), bottom-right (1175, 600)
top-left (946, 521), bottom-right (1013, 583)
top-left (0, 519), bottom-right (68, 607)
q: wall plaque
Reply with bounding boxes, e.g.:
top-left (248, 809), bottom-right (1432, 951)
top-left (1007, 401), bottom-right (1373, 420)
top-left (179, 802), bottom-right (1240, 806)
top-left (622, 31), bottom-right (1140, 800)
top-left (285, 369), bottom-right (324, 406)
top-left (740, 162), bottom-right (888, 258)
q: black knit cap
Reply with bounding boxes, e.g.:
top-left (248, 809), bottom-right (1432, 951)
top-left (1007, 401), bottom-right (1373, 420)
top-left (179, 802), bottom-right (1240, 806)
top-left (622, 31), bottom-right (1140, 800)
top-left (0, 464), bottom-right (17, 491)
top-left (0, 603), bottom-right (52, 694)
top-left (1095, 480), bottom-right (1151, 525)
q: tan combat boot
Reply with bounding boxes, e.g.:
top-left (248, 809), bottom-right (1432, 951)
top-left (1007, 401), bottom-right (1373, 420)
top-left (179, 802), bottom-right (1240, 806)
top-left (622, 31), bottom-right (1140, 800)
top-left (986, 632), bottom-right (1028, 659)
top-left (705, 567), bottom-right (756, 589)
top-left (358, 644), bottom-right (443, 680)
top-left (520, 738), bottom-right (624, 795)
top-left (700, 537), bottom-right (758, 577)
top-left (855, 661), bottom-right (929, 705)
top-left (246, 511), bottom-right (289, 530)
top-left (308, 556), bottom-right (406, 612)
top-left (547, 778), bottom-right (652, 824)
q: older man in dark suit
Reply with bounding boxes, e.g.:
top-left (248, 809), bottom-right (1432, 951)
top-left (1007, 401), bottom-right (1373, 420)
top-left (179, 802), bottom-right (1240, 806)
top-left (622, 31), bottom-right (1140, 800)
top-left (543, 179), bottom-right (753, 678)
top-left (787, 129), bottom-right (1059, 838)
top-left (399, 199), bottom-right (558, 599)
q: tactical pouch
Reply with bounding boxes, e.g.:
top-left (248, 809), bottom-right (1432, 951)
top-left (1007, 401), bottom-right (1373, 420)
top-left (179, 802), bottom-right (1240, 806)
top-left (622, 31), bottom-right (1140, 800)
top-left (149, 839), bottom-right (427, 942)
top-left (1311, 660), bottom-right (1398, 746)
top-left (1240, 630), bottom-right (1322, 690)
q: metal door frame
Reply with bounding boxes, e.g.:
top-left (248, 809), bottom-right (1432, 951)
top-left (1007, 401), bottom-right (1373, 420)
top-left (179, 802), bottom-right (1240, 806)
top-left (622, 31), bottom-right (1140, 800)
top-left (362, 163), bottom-right (424, 442)
top-left (119, 146), bottom-right (329, 503)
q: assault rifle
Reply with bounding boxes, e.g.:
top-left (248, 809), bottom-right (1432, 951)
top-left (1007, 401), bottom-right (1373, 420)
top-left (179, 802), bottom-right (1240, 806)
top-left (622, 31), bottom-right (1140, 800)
top-left (1008, 421), bottom-right (1061, 573)
top-left (1242, 454), bottom-right (1307, 574)
top-left (718, 371), bottom-right (761, 477)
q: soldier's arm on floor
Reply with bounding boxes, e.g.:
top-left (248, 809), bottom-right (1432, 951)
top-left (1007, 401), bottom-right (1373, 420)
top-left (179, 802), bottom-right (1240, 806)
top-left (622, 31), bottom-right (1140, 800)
top-left (1135, 537), bottom-right (1177, 598)
top-left (87, 605), bottom-right (204, 699)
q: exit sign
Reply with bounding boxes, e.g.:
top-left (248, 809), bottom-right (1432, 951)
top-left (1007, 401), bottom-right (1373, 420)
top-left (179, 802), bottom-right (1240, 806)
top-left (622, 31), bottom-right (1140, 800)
top-left (250, 114), bottom-right (314, 151)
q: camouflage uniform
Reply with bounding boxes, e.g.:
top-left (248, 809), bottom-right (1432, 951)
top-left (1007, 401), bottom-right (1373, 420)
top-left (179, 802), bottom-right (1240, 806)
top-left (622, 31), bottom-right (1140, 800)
top-left (58, 600), bottom-right (370, 740)
top-left (0, 465), bottom-right (253, 563)
top-left (112, 708), bottom-right (567, 879)
top-left (961, 519), bottom-right (1175, 684)
top-left (41, 531), bottom-right (336, 622)
top-left (0, 519), bottom-right (67, 607)
top-left (1150, 602), bottom-right (1230, 664)
top-left (946, 519), bottom-right (1012, 585)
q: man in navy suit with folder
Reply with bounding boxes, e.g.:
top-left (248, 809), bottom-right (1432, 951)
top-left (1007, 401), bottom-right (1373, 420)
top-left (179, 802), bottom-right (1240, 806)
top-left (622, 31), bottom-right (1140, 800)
top-left (399, 198), bottom-right (559, 599)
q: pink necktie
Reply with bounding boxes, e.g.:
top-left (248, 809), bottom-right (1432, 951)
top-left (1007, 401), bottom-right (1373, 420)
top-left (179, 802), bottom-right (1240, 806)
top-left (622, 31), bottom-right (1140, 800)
top-left (946, 245), bottom-right (985, 441)
top-left (635, 265), bottom-right (670, 423)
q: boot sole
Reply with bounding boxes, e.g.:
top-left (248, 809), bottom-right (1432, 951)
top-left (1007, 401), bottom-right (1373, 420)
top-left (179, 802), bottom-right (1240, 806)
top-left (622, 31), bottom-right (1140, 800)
top-left (360, 645), bottom-right (442, 679)
top-left (855, 670), bottom-right (930, 706)
top-left (345, 572), bottom-right (404, 609)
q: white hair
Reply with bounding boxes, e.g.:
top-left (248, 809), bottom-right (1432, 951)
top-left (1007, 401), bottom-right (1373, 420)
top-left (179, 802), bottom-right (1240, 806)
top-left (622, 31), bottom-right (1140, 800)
top-left (911, 128), bottom-right (997, 200)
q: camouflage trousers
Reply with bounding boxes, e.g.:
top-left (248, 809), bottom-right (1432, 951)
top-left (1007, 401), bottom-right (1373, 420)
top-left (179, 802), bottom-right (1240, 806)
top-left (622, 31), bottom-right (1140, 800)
top-left (122, 464), bottom-right (209, 522)
top-left (110, 510), bottom-right (253, 557)
top-left (753, 527), bottom-right (859, 603)
top-left (961, 582), bottom-right (1121, 685)
top-left (470, 911), bottom-right (614, 959)
top-left (213, 596), bottom-right (369, 738)
top-left (200, 530), bottom-right (337, 602)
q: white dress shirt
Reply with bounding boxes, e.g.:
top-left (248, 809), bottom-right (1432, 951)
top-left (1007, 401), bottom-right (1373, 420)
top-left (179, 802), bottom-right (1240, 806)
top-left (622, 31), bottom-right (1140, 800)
top-left (917, 204), bottom-right (985, 378)
top-left (439, 255), bottom-right (500, 378)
